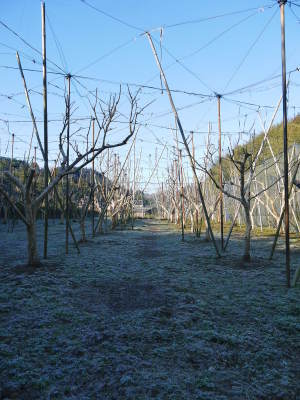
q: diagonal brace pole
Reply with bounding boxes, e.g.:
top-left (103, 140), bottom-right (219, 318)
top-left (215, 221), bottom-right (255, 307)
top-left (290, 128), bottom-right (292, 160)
top-left (146, 32), bottom-right (220, 257)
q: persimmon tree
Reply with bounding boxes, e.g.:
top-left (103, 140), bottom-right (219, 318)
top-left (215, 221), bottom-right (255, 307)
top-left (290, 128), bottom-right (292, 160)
top-left (201, 139), bottom-right (283, 261)
top-left (0, 88), bottom-right (144, 266)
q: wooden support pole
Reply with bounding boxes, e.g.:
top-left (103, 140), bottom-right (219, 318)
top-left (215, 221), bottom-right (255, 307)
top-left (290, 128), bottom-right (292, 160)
top-left (217, 95), bottom-right (224, 250)
top-left (10, 133), bottom-right (14, 174)
top-left (279, 0), bottom-right (290, 287)
top-left (16, 52), bottom-right (45, 160)
top-left (65, 74), bottom-right (71, 254)
top-left (269, 160), bottom-right (300, 260)
top-left (179, 149), bottom-right (185, 241)
top-left (132, 138), bottom-right (136, 229)
top-left (42, 2), bottom-right (49, 259)
top-left (16, 53), bottom-right (80, 253)
top-left (105, 149), bottom-right (109, 230)
top-left (161, 182), bottom-right (164, 219)
top-left (224, 203), bottom-right (241, 251)
top-left (34, 146), bottom-right (37, 168)
top-left (191, 132), bottom-right (199, 236)
top-left (8, 132), bottom-right (15, 224)
top-left (146, 32), bottom-right (220, 257)
top-left (92, 117), bottom-right (95, 236)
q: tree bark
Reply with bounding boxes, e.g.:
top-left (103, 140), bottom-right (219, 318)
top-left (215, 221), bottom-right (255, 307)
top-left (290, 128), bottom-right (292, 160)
top-left (243, 203), bottom-right (252, 262)
top-left (25, 205), bottom-right (39, 266)
top-left (2, 204), bottom-right (8, 224)
top-left (80, 217), bottom-right (86, 242)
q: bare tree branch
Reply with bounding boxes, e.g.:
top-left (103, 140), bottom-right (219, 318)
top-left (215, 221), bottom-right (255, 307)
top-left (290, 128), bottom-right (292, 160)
top-left (0, 185), bottom-right (28, 226)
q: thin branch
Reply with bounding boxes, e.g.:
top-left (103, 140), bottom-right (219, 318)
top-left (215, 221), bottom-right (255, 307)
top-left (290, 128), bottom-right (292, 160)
top-left (0, 185), bottom-right (28, 226)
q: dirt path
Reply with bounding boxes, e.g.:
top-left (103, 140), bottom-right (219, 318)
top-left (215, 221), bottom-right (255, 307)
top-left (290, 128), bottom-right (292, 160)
top-left (0, 219), bottom-right (299, 399)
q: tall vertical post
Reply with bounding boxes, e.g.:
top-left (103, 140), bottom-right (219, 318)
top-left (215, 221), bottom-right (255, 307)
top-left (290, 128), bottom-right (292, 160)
top-left (105, 149), bottom-right (109, 230)
top-left (179, 149), bottom-right (185, 241)
top-left (114, 154), bottom-right (117, 180)
top-left (132, 138), bottom-right (136, 229)
top-left (34, 146), bottom-right (37, 169)
top-left (32, 146), bottom-right (37, 198)
top-left (191, 131), bottom-right (199, 236)
top-left (217, 95), bottom-right (224, 250)
top-left (66, 74), bottom-right (71, 254)
top-left (92, 118), bottom-right (95, 236)
top-left (42, 2), bottom-right (49, 258)
top-left (10, 133), bottom-right (14, 174)
top-left (53, 158), bottom-right (57, 219)
top-left (161, 182), bottom-right (164, 219)
top-left (9, 133), bottom-right (15, 223)
top-left (279, 0), bottom-right (290, 288)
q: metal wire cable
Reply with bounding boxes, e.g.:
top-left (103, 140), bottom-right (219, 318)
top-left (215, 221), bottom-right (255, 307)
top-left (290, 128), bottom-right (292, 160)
top-left (163, 4), bottom-right (275, 28)
top-left (46, 12), bottom-right (69, 72)
top-left (223, 7), bottom-right (278, 92)
top-left (0, 18), bottom-right (66, 74)
top-left (79, 0), bottom-right (144, 32)
top-left (75, 37), bottom-right (138, 74)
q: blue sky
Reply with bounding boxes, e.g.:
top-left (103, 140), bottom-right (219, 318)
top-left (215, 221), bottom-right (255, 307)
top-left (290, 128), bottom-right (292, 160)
top-left (1, 0), bottom-right (300, 189)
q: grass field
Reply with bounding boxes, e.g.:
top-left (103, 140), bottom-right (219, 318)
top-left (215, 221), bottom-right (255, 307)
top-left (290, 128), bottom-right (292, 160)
top-left (0, 219), bottom-right (299, 399)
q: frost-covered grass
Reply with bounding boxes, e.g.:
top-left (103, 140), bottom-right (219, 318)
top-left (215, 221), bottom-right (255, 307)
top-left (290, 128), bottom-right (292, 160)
top-left (0, 218), bottom-right (299, 399)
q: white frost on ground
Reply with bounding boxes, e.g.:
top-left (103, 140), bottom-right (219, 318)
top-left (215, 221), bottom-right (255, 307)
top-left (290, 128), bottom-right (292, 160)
top-left (0, 218), bottom-right (299, 399)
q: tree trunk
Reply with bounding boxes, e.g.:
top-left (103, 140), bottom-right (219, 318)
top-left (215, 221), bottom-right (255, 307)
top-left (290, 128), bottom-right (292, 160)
top-left (111, 213), bottom-right (118, 229)
top-left (171, 210), bottom-right (174, 223)
top-left (80, 217), bottom-right (86, 242)
top-left (205, 227), bottom-right (210, 241)
top-left (243, 204), bottom-right (252, 262)
top-left (292, 266), bottom-right (300, 287)
top-left (24, 199), bottom-right (40, 266)
top-left (190, 211), bottom-right (194, 233)
top-left (2, 204), bottom-right (8, 224)
top-left (98, 215), bottom-right (104, 233)
top-left (175, 208), bottom-right (179, 225)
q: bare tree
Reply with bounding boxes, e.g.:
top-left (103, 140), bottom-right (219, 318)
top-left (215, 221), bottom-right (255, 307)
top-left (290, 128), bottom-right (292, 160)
top-left (0, 88), bottom-right (143, 266)
top-left (201, 139), bottom-right (283, 261)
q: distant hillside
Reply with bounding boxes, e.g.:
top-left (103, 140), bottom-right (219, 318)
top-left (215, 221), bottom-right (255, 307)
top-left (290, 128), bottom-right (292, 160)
top-left (219, 115), bottom-right (300, 180)
top-left (232, 114), bottom-right (300, 161)
top-left (0, 156), bottom-right (28, 171)
top-left (0, 156), bottom-right (104, 182)
top-left (0, 156), bottom-right (107, 199)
